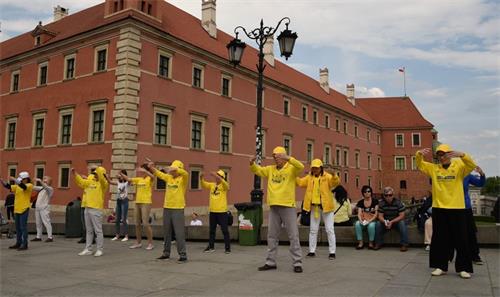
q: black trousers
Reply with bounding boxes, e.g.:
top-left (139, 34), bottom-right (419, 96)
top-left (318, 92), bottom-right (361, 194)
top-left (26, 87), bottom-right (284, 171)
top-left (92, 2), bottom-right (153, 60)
top-left (465, 208), bottom-right (481, 260)
top-left (208, 212), bottom-right (230, 250)
top-left (430, 208), bottom-right (473, 273)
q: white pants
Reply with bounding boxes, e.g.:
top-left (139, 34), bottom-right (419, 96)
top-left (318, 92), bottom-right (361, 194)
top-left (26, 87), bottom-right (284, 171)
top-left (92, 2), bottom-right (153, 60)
top-left (309, 207), bottom-right (336, 254)
top-left (85, 208), bottom-right (103, 251)
top-left (35, 207), bottom-right (52, 239)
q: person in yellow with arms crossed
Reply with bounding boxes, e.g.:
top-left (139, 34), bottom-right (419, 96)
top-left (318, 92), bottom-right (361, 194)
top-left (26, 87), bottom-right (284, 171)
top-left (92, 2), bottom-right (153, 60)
top-left (297, 159), bottom-right (340, 260)
top-left (1, 171), bottom-right (33, 250)
top-left (147, 160), bottom-right (189, 263)
top-left (250, 146), bottom-right (305, 273)
top-left (416, 144), bottom-right (476, 279)
top-left (73, 166), bottom-right (109, 257)
top-left (201, 170), bottom-right (231, 254)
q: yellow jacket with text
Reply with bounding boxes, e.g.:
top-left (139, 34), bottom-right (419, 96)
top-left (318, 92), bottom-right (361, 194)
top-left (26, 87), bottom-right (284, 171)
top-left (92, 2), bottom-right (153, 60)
top-left (297, 172), bottom-right (340, 212)
top-left (154, 168), bottom-right (188, 209)
top-left (74, 167), bottom-right (108, 210)
top-left (250, 157), bottom-right (304, 207)
top-left (201, 178), bottom-right (229, 213)
top-left (129, 176), bottom-right (152, 204)
top-left (416, 152), bottom-right (476, 209)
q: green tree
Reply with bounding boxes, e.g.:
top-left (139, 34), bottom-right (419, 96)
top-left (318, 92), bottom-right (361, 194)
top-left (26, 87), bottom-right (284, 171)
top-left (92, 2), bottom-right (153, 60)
top-left (481, 176), bottom-right (500, 196)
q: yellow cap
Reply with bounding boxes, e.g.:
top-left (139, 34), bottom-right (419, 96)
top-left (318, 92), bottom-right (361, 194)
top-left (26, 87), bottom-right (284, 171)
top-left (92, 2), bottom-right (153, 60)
top-left (273, 146), bottom-right (286, 155)
top-left (95, 166), bottom-right (107, 175)
top-left (436, 144), bottom-right (452, 153)
top-left (311, 159), bottom-right (323, 168)
top-left (216, 170), bottom-right (226, 179)
top-left (171, 160), bottom-right (184, 170)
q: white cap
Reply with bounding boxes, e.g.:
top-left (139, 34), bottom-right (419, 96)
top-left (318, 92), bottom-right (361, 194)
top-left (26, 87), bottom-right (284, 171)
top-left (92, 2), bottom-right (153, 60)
top-left (19, 171), bottom-right (30, 180)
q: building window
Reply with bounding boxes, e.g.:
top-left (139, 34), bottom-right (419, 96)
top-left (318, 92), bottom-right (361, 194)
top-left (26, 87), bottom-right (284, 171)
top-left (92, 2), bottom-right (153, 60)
top-left (192, 65), bottom-right (204, 88)
top-left (367, 130), bottom-right (371, 142)
top-left (190, 115), bottom-right (205, 149)
top-left (221, 76), bottom-right (231, 97)
top-left (59, 110), bottom-right (73, 145)
top-left (33, 116), bottom-right (45, 147)
top-left (302, 105), bottom-right (308, 121)
top-left (395, 133), bottom-right (404, 147)
top-left (344, 172), bottom-right (349, 183)
top-left (323, 145), bottom-right (331, 165)
top-left (412, 133), bottom-right (421, 147)
top-left (343, 121), bottom-right (348, 134)
top-left (367, 176), bottom-right (372, 187)
top-left (220, 121), bottom-right (233, 153)
top-left (8, 165), bottom-right (17, 179)
top-left (64, 55), bottom-right (76, 79)
top-left (313, 109), bottom-right (318, 125)
top-left (95, 46), bottom-right (108, 72)
top-left (35, 36), bottom-right (41, 45)
top-left (395, 156), bottom-right (406, 170)
top-left (355, 152), bottom-right (360, 168)
top-left (377, 156), bottom-right (382, 170)
top-left (155, 165), bottom-right (168, 190)
top-left (34, 165), bottom-right (45, 185)
top-left (153, 106), bottom-right (172, 145)
top-left (190, 167), bottom-right (202, 190)
top-left (38, 62), bottom-right (48, 86)
top-left (11, 71), bottom-right (20, 92)
top-left (59, 164), bottom-right (71, 188)
top-left (91, 110), bottom-right (105, 142)
top-left (158, 54), bottom-right (171, 78)
top-left (355, 176), bottom-right (360, 188)
top-left (325, 114), bottom-right (330, 128)
top-left (335, 118), bottom-right (340, 131)
top-left (411, 156), bottom-right (417, 170)
top-left (283, 97), bottom-right (290, 116)
top-left (354, 125), bottom-right (359, 138)
top-left (377, 134), bottom-right (381, 145)
top-left (335, 147), bottom-right (341, 166)
top-left (400, 180), bottom-right (407, 189)
top-left (343, 150), bottom-right (349, 167)
top-left (283, 135), bottom-right (292, 155)
top-left (367, 154), bottom-right (372, 170)
top-left (306, 141), bottom-right (313, 163)
top-left (5, 118), bottom-right (17, 149)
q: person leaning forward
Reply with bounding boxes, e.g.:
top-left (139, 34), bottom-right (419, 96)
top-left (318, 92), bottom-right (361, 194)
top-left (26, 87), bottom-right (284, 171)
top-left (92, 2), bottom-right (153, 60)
top-left (250, 146), bottom-right (305, 273)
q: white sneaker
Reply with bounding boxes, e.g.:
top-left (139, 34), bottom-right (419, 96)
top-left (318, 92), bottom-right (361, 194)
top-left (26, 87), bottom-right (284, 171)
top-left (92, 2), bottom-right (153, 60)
top-left (111, 236), bottom-right (119, 241)
top-left (129, 243), bottom-right (142, 249)
top-left (425, 245), bottom-right (430, 251)
top-left (146, 244), bottom-right (154, 250)
top-left (121, 236), bottom-right (129, 242)
top-left (78, 249), bottom-right (93, 256)
top-left (94, 250), bottom-right (103, 257)
top-left (459, 271), bottom-right (471, 279)
top-left (431, 268), bottom-right (446, 276)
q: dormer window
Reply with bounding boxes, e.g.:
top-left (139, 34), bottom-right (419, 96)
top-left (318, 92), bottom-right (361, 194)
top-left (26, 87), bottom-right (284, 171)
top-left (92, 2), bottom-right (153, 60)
top-left (31, 21), bottom-right (57, 47)
top-left (35, 36), bottom-right (41, 46)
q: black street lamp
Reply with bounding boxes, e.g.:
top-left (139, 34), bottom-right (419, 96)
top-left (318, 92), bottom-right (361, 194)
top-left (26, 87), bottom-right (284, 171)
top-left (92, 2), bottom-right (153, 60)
top-left (226, 17), bottom-right (298, 204)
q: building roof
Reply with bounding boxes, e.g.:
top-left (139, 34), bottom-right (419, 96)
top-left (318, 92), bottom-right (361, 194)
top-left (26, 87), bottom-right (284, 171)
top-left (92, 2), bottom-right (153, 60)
top-left (0, 1), bottom-right (432, 130)
top-left (356, 97), bottom-right (434, 129)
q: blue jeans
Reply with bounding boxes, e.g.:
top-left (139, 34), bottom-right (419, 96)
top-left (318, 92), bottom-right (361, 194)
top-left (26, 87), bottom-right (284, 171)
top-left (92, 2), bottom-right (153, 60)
top-left (354, 221), bottom-right (376, 242)
top-left (115, 199), bottom-right (129, 236)
top-left (15, 209), bottom-right (29, 247)
top-left (375, 220), bottom-right (408, 245)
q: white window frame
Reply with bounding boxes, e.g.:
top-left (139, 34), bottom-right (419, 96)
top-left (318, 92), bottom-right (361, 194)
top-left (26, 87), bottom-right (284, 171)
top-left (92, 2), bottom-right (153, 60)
top-left (189, 165), bottom-right (203, 190)
top-left (343, 120), bottom-right (348, 134)
top-left (344, 171), bottom-right (349, 184)
top-left (283, 97), bottom-right (290, 116)
top-left (5, 117), bottom-right (17, 149)
top-left (190, 114), bottom-right (206, 150)
top-left (94, 44), bottom-right (109, 72)
top-left (220, 121), bottom-right (233, 153)
top-left (221, 74), bottom-right (232, 97)
top-left (377, 133), bottom-right (381, 145)
top-left (58, 108), bottom-right (74, 145)
top-left (301, 105), bottom-right (308, 121)
top-left (323, 144), bottom-right (332, 165)
top-left (34, 164), bottom-right (46, 182)
top-left (335, 117), bottom-right (340, 131)
top-left (367, 154), bottom-right (372, 170)
top-left (377, 156), bottom-right (382, 170)
top-left (395, 133), bottom-right (404, 147)
top-left (325, 113), bottom-right (330, 129)
top-left (10, 70), bottom-right (20, 92)
top-left (283, 135), bottom-right (292, 155)
top-left (88, 103), bottom-right (106, 143)
top-left (355, 151), bottom-right (360, 169)
top-left (411, 156), bottom-right (417, 170)
top-left (158, 49), bottom-right (173, 79)
top-left (32, 112), bottom-right (46, 147)
top-left (354, 125), bottom-right (359, 138)
top-left (367, 130), bottom-right (371, 142)
top-left (335, 147), bottom-right (341, 166)
top-left (394, 156), bottom-right (406, 170)
top-left (343, 149), bottom-right (349, 167)
top-left (37, 61), bottom-right (48, 86)
top-left (312, 109), bottom-right (318, 125)
top-left (64, 53), bottom-right (76, 80)
top-left (192, 63), bottom-right (205, 89)
top-left (58, 163), bottom-right (71, 189)
top-left (155, 162), bottom-right (169, 190)
top-left (412, 132), bottom-right (421, 147)
top-left (355, 176), bottom-right (360, 188)
top-left (153, 105), bottom-right (173, 146)
top-left (7, 164), bottom-right (17, 178)
top-left (367, 176), bottom-right (372, 187)
top-left (306, 141), bottom-right (314, 163)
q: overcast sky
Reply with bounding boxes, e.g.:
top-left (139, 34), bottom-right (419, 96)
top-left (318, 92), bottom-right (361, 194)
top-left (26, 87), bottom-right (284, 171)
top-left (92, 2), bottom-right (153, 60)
top-left (1, 0), bottom-right (499, 176)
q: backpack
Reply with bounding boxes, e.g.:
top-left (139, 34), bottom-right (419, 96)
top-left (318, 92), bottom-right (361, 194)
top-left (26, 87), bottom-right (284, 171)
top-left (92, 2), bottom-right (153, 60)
top-left (227, 211), bottom-right (234, 226)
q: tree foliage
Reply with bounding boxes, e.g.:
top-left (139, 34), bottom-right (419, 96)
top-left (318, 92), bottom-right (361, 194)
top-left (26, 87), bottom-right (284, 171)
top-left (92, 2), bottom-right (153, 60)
top-left (481, 176), bottom-right (500, 196)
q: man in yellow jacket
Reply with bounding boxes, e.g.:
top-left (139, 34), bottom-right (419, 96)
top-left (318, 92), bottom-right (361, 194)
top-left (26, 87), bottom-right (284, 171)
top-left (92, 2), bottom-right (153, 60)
top-left (147, 160), bottom-right (189, 263)
top-left (416, 144), bottom-right (476, 279)
top-left (250, 146), bottom-right (304, 273)
top-left (297, 159), bottom-right (340, 260)
top-left (73, 166), bottom-right (108, 257)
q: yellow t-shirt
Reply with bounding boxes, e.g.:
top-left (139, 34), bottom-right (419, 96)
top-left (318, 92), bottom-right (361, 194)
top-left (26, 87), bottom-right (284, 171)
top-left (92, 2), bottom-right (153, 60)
top-left (12, 183), bottom-right (33, 214)
top-left (129, 176), bottom-right (152, 204)
top-left (154, 168), bottom-right (188, 209)
top-left (201, 179), bottom-right (229, 213)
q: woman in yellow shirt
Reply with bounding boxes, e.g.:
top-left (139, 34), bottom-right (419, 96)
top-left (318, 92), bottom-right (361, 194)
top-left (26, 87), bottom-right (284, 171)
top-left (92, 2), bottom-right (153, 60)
top-left (201, 170), bottom-right (231, 253)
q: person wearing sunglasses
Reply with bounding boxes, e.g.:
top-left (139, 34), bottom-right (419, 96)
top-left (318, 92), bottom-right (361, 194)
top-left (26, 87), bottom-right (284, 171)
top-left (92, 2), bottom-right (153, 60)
top-left (354, 185), bottom-right (378, 249)
top-left (374, 186), bottom-right (408, 252)
top-left (416, 144), bottom-right (476, 279)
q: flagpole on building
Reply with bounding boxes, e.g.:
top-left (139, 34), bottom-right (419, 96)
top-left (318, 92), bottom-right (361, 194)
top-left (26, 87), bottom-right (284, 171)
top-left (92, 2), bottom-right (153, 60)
top-left (399, 66), bottom-right (406, 97)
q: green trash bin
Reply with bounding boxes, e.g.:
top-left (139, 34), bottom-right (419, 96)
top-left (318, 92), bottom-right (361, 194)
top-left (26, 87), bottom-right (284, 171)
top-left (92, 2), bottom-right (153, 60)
top-left (65, 199), bottom-right (83, 238)
top-left (235, 202), bottom-right (262, 246)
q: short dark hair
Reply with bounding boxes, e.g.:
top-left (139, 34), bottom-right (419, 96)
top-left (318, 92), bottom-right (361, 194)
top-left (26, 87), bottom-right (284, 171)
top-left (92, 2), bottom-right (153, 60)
top-left (332, 185), bottom-right (348, 204)
top-left (120, 169), bottom-right (128, 176)
top-left (361, 185), bottom-right (373, 195)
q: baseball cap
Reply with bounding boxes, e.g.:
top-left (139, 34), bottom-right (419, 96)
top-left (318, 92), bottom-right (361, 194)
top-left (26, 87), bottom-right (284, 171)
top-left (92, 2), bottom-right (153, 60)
top-left (272, 146), bottom-right (286, 155)
top-left (19, 171), bottom-right (30, 180)
top-left (436, 144), bottom-right (452, 153)
top-left (171, 160), bottom-right (184, 170)
top-left (311, 159), bottom-right (323, 168)
top-left (216, 170), bottom-right (226, 179)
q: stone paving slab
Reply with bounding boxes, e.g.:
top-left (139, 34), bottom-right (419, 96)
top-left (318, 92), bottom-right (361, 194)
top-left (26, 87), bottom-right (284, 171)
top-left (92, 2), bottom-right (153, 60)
top-left (0, 236), bottom-right (498, 297)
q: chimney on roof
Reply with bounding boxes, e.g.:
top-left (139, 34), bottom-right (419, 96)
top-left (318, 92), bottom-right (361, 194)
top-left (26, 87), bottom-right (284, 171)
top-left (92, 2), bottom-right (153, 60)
top-left (346, 83), bottom-right (355, 106)
top-left (53, 5), bottom-right (69, 22)
top-left (319, 68), bottom-right (330, 94)
top-left (263, 35), bottom-right (275, 67)
top-left (201, 0), bottom-right (217, 38)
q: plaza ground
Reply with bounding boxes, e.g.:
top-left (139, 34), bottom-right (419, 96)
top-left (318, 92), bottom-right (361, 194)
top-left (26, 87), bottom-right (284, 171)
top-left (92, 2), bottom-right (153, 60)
top-left (1, 236), bottom-right (498, 297)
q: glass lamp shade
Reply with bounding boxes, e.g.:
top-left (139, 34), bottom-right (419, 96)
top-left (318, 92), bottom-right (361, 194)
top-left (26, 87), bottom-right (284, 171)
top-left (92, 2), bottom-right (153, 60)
top-left (226, 37), bottom-right (246, 66)
top-left (277, 29), bottom-right (298, 60)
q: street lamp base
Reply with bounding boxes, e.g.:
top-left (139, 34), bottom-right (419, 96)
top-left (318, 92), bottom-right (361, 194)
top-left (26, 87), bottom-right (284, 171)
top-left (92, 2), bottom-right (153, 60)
top-left (250, 189), bottom-right (263, 205)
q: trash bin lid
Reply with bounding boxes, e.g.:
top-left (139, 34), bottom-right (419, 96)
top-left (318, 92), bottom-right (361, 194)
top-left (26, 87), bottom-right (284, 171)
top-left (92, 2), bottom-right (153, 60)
top-left (234, 202), bottom-right (260, 211)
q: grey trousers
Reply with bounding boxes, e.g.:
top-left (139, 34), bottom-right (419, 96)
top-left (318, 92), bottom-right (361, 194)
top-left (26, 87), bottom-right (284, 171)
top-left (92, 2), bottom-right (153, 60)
top-left (35, 207), bottom-right (53, 239)
top-left (162, 208), bottom-right (186, 258)
top-left (266, 206), bottom-right (302, 267)
top-left (85, 208), bottom-right (103, 251)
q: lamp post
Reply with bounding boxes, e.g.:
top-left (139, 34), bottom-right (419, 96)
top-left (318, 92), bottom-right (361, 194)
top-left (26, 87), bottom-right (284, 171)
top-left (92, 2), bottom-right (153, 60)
top-left (227, 18), bottom-right (298, 204)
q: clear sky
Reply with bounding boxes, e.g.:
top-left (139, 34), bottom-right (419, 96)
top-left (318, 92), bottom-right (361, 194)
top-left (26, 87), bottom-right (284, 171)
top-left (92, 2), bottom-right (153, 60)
top-left (1, 0), bottom-right (499, 176)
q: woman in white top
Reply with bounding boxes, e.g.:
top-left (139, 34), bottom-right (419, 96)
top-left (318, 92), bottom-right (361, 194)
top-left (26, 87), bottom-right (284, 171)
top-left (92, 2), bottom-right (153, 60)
top-left (107, 170), bottom-right (130, 241)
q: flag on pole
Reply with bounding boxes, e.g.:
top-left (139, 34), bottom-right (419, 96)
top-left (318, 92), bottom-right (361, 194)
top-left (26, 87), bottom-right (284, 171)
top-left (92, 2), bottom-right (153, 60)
top-left (398, 67), bottom-right (405, 72)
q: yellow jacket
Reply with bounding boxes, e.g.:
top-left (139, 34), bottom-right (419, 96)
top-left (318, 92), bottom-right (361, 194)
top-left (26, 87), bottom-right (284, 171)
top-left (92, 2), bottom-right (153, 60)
top-left (11, 183), bottom-right (33, 214)
top-left (154, 168), bottom-right (188, 209)
top-left (297, 172), bottom-right (340, 212)
top-left (129, 176), bottom-right (152, 204)
top-left (74, 167), bottom-right (108, 210)
top-left (416, 152), bottom-right (476, 209)
top-left (250, 157), bottom-right (304, 207)
top-left (201, 178), bottom-right (229, 213)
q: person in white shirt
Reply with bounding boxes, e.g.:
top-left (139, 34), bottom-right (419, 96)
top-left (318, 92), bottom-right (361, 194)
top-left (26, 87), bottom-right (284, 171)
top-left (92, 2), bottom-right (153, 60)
top-left (31, 176), bottom-right (54, 242)
top-left (190, 212), bottom-right (203, 226)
